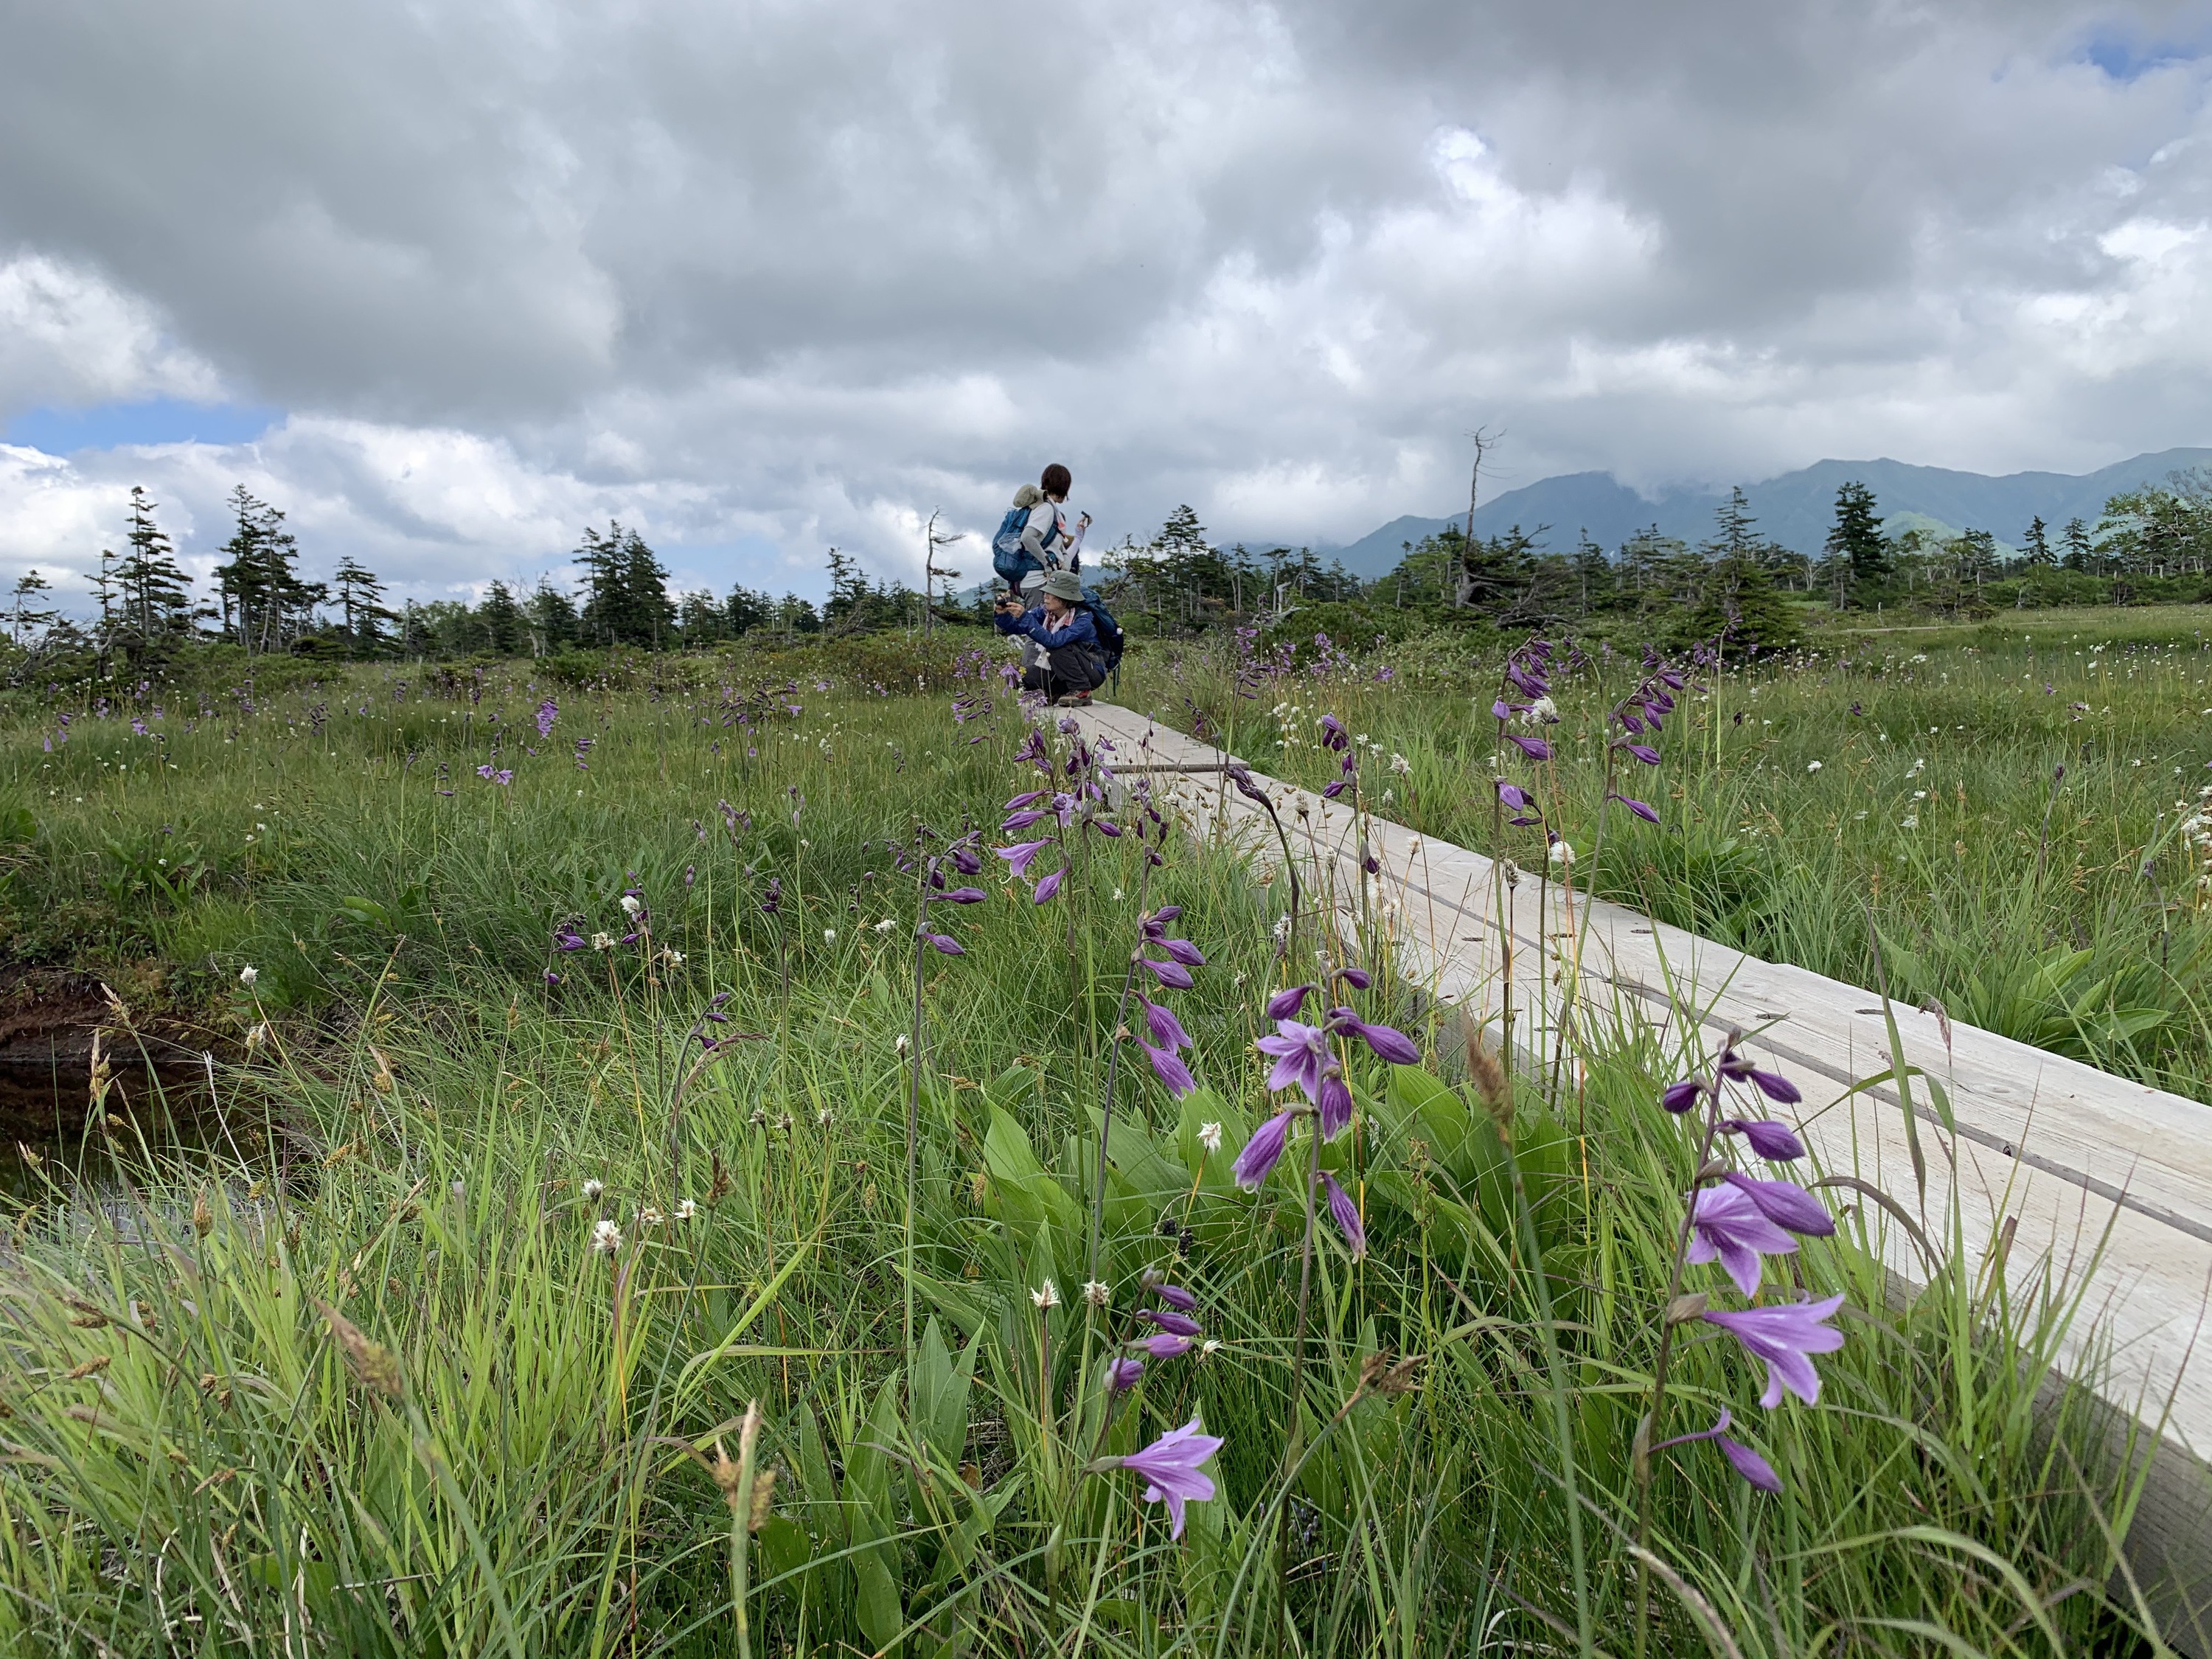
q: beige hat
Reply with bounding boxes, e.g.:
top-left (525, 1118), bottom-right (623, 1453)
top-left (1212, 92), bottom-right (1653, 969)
top-left (1039, 571), bottom-right (1084, 603)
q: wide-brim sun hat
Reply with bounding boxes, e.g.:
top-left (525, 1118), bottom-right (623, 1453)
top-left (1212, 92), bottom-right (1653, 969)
top-left (1039, 571), bottom-right (1085, 603)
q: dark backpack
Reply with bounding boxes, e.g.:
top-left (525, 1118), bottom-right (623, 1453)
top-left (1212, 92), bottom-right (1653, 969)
top-left (1080, 586), bottom-right (1126, 673)
top-left (991, 504), bottom-right (1060, 588)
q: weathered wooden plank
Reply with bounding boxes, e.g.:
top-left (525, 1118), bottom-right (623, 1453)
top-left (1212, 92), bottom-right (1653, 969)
top-left (1070, 700), bottom-right (2212, 1641)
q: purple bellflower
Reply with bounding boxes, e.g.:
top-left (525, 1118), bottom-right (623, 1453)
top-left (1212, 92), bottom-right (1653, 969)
top-left (1150, 1281), bottom-right (1197, 1312)
top-left (1719, 1048), bottom-right (1803, 1105)
top-left (1725, 1119), bottom-right (1806, 1161)
top-left (1138, 1332), bottom-right (1193, 1360)
top-left (1651, 1407), bottom-right (1781, 1494)
top-left (1231, 1110), bottom-right (1295, 1189)
top-left (1120, 1418), bottom-right (1224, 1539)
top-left (1266, 984), bottom-right (1313, 1020)
top-left (1141, 1307), bottom-right (1203, 1338)
top-left (1139, 996), bottom-right (1189, 1051)
top-left (1318, 1171), bottom-right (1366, 1260)
top-left (995, 838), bottom-right (1050, 877)
top-left (1686, 1183), bottom-right (1800, 1298)
top-left (920, 932), bottom-right (967, 956)
top-left (1257, 1018), bottom-right (1329, 1099)
top-left (1719, 1172), bottom-right (1834, 1237)
top-left (1703, 1295), bottom-right (1846, 1408)
top-left (1143, 1042), bottom-right (1197, 1097)
top-left (1660, 1078), bottom-right (1704, 1113)
top-left (1105, 1356), bottom-right (1144, 1393)
top-left (1034, 867), bottom-right (1066, 904)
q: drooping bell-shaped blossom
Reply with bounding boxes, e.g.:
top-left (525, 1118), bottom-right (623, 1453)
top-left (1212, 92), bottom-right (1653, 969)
top-left (1496, 781), bottom-right (1533, 812)
top-left (1143, 1041), bottom-right (1197, 1098)
top-left (1231, 1110), bottom-right (1295, 1190)
top-left (1506, 734), bottom-right (1552, 762)
top-left (1719, 1049), bottom-right (1802, 1105)
top-left (1703, 1295), bottom-right (1846, 1408)
top-left (1719, 1172), bottom-right (1834, 1237)
top-left (554, 925), bottom-right (588, 953)
top-left (1316, 1069), bottom-right (1353, 1140)
top-left (1139, 996), bottom-right (1189, 1051)
top-left (1318, 714), bottom-right (1349, 751)
top-left (1653, 1408), bottom-right (1781, 1494)
top-left (1002, 807), bottom-right (1050, 832)
top-left (1150, 1281), bottom-right (1197, 1312)
top-left (1105, 1356), bottom-right (1144, 1393)
top-left (1256, 1018), bottom-right (1329, 1099)
top-left (1625, 743), bottom-right (1662, 765)
top-left (759, 877), bottom-right (782, 916)
top-left (933, 887), bottom-right (987, 905)
top-left (1152, 936), bottom-right (1206, 967)
top-left (919, 932), bottom-right (967, 956)
top-left (1266, 984), bottom-right (1313, 1020)
top-left (1140, 1307), bottom-right (1202, 1338)
top-left (1318, 1171), bottom-right (1366, 1261)
top-left (1034, 866), bottom-right (1066, 905)
top-left (1136, 954), bottom-right (1193, 990)
top-left (1006, 789), bottom-right (1046, 810)
top-left (996, 838), bottom-right (1050, 877)
top-left (1613, 793), bottom-right (1662, 825)
top-left (1137, 1332), bottom-right (1192, 1360)
top-left (1335, 967), bottom-right (1372, 991)
top-left (1686, 1183), bottom-right (1800, 1298)
top-left (948, 844), bottom-right (983, 876)
top-left (1326, 1008), bottom-right (1419, 1065)
top-left (1120, 1418), bottom-right (1223, 1539)
top-left (1726, 1119), bottom-right (1806, 1161)
top-left (1660, 1078), bottom-right (1703, 1113)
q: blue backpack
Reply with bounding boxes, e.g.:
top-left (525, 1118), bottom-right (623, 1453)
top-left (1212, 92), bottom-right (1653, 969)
top-left (991, 504), bottom-right (1060, 588)
top-left (1081, 586), bottom-right (1126, 673)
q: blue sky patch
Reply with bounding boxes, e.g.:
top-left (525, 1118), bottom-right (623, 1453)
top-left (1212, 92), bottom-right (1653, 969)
top-left (4, 398), bottom-right (281, 453)
top-left (2081, 27), bottom-right (2205, 83)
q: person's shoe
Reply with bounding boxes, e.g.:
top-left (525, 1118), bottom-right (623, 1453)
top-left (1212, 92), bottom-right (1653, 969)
top-left (1056, 692), bottom-right (1093, 709)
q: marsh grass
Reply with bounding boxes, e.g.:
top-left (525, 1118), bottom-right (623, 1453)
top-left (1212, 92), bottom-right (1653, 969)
top-left (0, 647), bottom-right (2184, 1654)
top-left (1145, 615), bottom-right (2212, 1099)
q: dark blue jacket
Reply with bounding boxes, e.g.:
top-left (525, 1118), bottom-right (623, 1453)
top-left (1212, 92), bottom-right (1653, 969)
top-left (995, 604), bottom-right (1100, 653)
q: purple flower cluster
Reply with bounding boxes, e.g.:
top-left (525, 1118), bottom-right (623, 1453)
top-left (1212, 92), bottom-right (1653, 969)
top-left (535, 698), bottom-right (558, 740)
top-left (917, 831), bottom-right (986, 955)
top-left (1604, 650), bottom-right (1688, 825)
top-left (1490, 638), bottom-right (1561, 764)
top-left (1655, 1040), bottom-right (1846, 1494)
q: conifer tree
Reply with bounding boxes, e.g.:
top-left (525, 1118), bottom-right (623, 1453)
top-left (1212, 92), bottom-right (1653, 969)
top-left (2061, 518), bottom-right (2094, 571)
top-left (9, 569), bottom-right (58, 644)
top-left (333, 556), bottom-right (394, 654)
top-left (476, 580), bottom-right (526, 655)
top-left (114, 486), bottom-right (196, 650)
top-left (1823, 481), bottom-right (1890, 605)
top-left (1690, 487), bottom-right (1800, 654)
top-left (526, 578), bottom-right (579, 655)
top-left (2022, 515), bottom-right (2054, 567)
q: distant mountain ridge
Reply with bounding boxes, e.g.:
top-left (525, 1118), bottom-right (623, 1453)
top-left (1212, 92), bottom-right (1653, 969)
top-left (1326, 448), bottom-right (2212, 580)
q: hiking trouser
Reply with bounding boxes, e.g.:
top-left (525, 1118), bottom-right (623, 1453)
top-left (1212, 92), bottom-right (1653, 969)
top-left (1021, 644), bottom-right (1107, 702)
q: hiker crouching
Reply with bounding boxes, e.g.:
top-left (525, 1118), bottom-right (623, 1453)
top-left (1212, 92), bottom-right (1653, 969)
top-left (995, 571), bottom-right (1106, 709)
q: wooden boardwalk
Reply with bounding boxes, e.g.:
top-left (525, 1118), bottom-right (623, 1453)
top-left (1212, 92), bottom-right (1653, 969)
top-left (1070, 700), bottom-right (2212, 1638)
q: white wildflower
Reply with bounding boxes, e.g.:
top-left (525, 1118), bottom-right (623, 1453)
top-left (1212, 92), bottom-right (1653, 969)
top-left (823, 928), bottom-right (837, 945)
top-left (591, 1219), bottom-right (622, 1253)
top-left (1200, 1338), bottom-right (1223, 1357)
top-left (582, 1178), bottom-right (605, 1201)
top-left (1901, 815), bottom-right (1919, 830)
top-left (620, 894), bottom-right (642, 916)
top-left (1030, 1280), bottom-right (1060, 1311)
top-left (1082, 1279), bottom-right (1110, 1308)
top-left (1526, 696), bottom-right (1559, 725)
top-left (238, 965), bottom-right (258, 986)
top-left (1198, 1121), bottom-right (1222, 1153)
top-left (1549, 840), bottom-right (1574, 865)
top-left (873, 917), bottom-right (897, 934)
top-left (1389, 752), bottom-right (1412, 776)
top-left (591, 931), bottom-right (613, 951)
top-left (1806, 760), bottom-right (1823, 773)
top-left (676, 1199), bottom-right (698, 1221)
top-left (639, 1206), bottom-right (665, 1227)
top-left (660, 947), bottom-right (684, 966)
top-left (895, 1034), bottom-right (911, 1054)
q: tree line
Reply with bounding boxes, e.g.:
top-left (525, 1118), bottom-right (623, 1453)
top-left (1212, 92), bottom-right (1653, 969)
top-left (0, 487), bottom-right (947, 673)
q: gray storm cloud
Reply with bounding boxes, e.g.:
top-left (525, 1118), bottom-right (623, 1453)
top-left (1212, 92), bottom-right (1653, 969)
top-left (1, 1), bottom-right (2208, 601)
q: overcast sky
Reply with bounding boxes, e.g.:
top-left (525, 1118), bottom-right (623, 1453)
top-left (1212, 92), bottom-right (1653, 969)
top-left (4, 1), bottom-right (2211, 608)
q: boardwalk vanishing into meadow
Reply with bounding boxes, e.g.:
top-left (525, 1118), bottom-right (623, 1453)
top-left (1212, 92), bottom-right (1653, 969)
top-left (1071, 699), bottom-right (2212, 1645)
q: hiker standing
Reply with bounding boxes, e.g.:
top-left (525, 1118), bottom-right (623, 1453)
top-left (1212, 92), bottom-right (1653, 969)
top-left (993, 463), bottom-right (1090, 678)
top-left (995, 571), bottom-right (1108, 708)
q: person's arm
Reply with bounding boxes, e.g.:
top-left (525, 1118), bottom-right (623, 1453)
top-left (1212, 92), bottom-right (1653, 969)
top-left (993, 602), bottom-right (1039, 637)
top-left (1026, 609), bottom-right (1099, 652)
top-left (1019, 504), bottom-right (1059, 564)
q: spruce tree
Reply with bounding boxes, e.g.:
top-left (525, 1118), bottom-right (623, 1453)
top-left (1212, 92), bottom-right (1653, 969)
top-left (476, 580), bottom-right (526, 655)
top-left (1689, 487), bottom-right (1800, 654)
top-left (1823, 481), bottom-right (1890, 604)
top-left (9, 569), bottom-right (58, 644)
top-left (114, 486), bottom-right (195, 651)
top-left (212, 487), bottom-right (321, 654)
top-left (526, 578), bottom-right (579, 655)
top-left (333, 556), bottom-right (394, 654)
top-left (2061, 518), bottom-right (2093, 571)
top-left (2022, 515), bottom-right (2054, 567)
top-left (725, 584), bottom-right (773, 636)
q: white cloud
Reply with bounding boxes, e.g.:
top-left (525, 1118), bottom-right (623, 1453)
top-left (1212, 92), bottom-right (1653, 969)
top-left (0, 1), bottom-right (2209, 599)
top-left (0, 254), bottom-right (224, 411)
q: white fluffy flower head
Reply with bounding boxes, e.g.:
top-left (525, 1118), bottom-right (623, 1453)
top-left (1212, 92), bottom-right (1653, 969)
top-left (1030, 1280), bottom-right (1060, 1311)
top-left (591, 1219), bottom-right (622, 1254)
top-left (238, 965), bottom-right (258, 986)
top-left (1198, 1121), bottom-right (1223, 1154)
